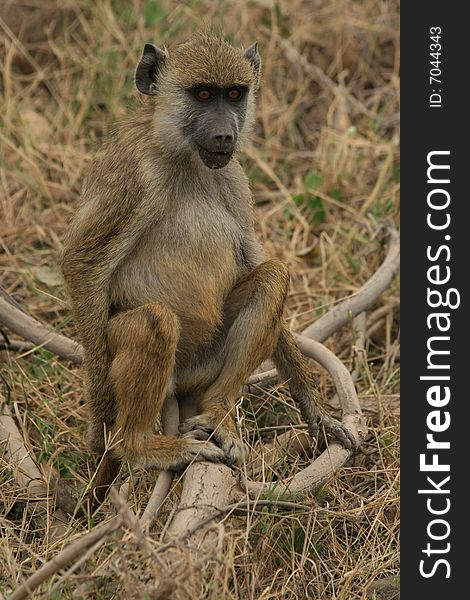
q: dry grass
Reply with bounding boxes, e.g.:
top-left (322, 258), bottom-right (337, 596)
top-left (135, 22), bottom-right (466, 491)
top-left (0, 1), bottom-right (399, 598)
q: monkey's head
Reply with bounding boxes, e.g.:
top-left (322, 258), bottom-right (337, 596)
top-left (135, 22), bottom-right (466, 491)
top-left (135, 33), bottom-right (261, 169)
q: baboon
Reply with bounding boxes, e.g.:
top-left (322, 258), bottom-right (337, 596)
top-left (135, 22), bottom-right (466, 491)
top-left (60, 33), bottom-right (355, 502)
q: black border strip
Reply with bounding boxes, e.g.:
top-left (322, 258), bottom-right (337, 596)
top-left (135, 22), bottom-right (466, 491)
top-left (401, 4), bottom-right (467, 596)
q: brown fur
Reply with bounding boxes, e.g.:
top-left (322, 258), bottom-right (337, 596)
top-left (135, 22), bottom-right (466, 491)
top-left (168, 33), bottom-right (257, 88)
top-left (61, 34), bottom-right (354, 503)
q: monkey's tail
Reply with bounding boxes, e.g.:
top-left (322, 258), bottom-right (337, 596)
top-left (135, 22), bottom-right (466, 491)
top-left (91, 454), bottom-right (121, 509)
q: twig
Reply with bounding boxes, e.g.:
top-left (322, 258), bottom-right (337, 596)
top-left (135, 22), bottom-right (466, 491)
top-left (252, 424), bottom-right (307, 434)
top-left (0, 340), bottom-right (35, 353)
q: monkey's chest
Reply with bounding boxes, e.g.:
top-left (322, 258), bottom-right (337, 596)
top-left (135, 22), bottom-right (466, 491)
top-left (110, 204), bottom-right (243, 344)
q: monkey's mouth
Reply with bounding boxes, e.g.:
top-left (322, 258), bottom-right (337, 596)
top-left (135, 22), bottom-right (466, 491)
top-left (196, 145), bottom-right (233, 169)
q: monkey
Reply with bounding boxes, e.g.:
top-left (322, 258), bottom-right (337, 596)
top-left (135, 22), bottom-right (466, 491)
top-left (60, 32), bottom-right (356, 503)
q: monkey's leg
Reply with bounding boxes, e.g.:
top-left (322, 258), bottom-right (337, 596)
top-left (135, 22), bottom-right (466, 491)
top-left (179, 259), bottom-right (289, 465)
top-left (96, 304), bottom-right (227, 494)
top-left (273, 327), bottom-right (356, 450)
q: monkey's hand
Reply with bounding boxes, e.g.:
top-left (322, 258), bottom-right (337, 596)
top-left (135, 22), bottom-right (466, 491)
top-left (179, 414), bottom-right (245, 467)
top-left (305, 407), bottom-right (357, 451)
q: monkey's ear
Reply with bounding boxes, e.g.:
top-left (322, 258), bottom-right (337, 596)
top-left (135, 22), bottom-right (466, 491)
top-left (244, 42), bottom-right (261, 76)
top-left (135, 43), bottom-right (167, 95)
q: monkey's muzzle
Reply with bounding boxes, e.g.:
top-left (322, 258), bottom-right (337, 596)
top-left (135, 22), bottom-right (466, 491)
top-left (196, 144), bottom-right (233, 169)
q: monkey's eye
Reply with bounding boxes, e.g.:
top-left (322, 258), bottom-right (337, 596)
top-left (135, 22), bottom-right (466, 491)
top-left (195, 89), bottom-right (212, 102)
top-left (227, 88), bottom-right (244, 102)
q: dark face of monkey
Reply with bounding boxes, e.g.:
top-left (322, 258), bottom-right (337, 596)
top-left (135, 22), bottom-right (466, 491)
top-left (134, 36), bottom-right (261, 170)
top-left (183, 85), bottom-right (248, 169)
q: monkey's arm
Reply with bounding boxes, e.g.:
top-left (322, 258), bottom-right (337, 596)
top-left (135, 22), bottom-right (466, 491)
top-left (272, 328), bottom-right (356, 449)
top-left (60, 195), bottom-right (147, 442)
top-left (240, 226), bottom-right (356, 450)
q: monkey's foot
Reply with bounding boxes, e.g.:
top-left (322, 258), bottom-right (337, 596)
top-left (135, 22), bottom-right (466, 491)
top-left (126, 437), bottom-right (228, 471)
top-left (307, 413), bottom-right (357, 451)
top-left (172, 438), bottom-right (229, 469)
top-left (179, 414), bottom-right (245, 466)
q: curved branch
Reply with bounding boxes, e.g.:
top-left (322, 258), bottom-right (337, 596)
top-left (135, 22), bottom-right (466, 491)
top-left (302, 222), bottom-right (399, 341)
top-left (243, 417), bottom-right (363, 500)
top-left (0, 296), bottom-right (82, 363)
top-left (295, 335), bottom-right (362, 417)
top-left (241, 336), bottom-right (367, 499)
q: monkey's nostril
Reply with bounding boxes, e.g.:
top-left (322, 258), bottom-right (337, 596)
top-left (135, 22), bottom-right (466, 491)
top-left (214, 133), bottom-right (234, 142)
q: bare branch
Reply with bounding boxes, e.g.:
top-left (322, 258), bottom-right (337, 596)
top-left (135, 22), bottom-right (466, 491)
top-left (0, 295), bottom-right (82, 363)
top-left (241, 335), bottom-right (367, 499)
top-left (302, 222), bottom-right (399, 341)
top-left (0, 340), bottom-right (34, 353)
top-left (164, 462), bottom-right (242, 550)
top-left (295, 334), bottom-right (363, 417)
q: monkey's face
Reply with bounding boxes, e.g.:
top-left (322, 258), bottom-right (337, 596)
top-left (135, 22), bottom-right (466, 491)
top-left (183, 85), bottom-right (248, 169)
top-left (134, 37), bottom-right (261, 168)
